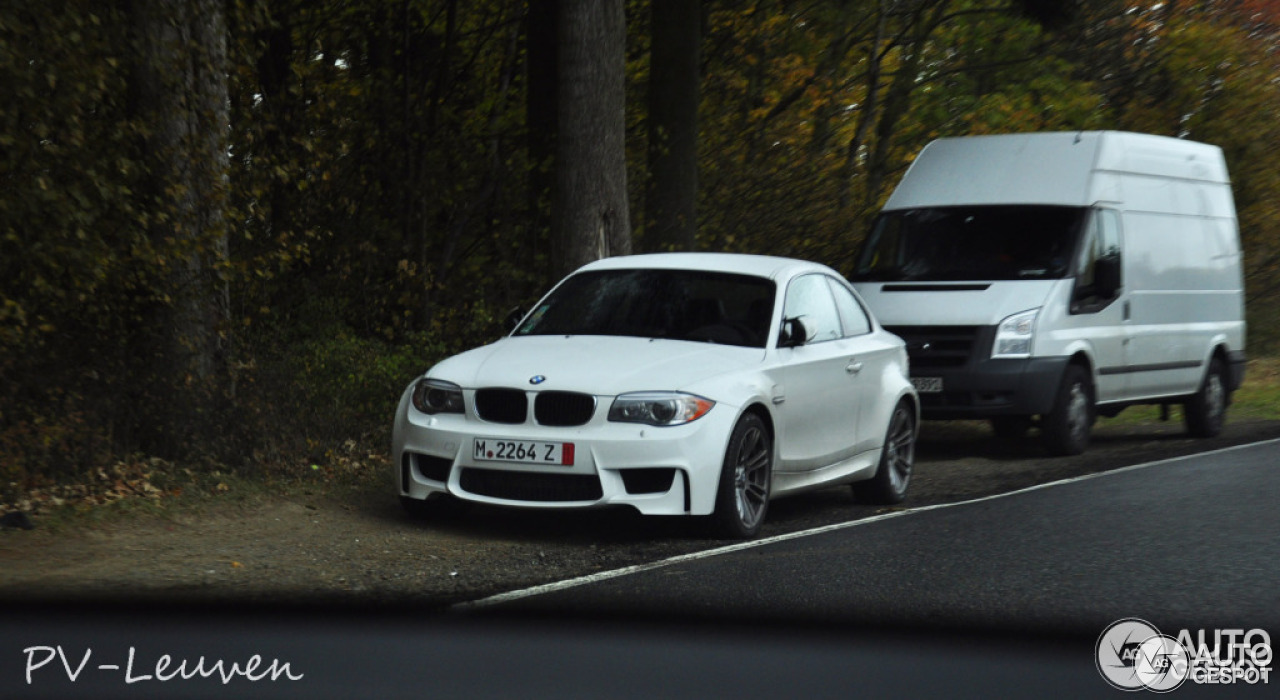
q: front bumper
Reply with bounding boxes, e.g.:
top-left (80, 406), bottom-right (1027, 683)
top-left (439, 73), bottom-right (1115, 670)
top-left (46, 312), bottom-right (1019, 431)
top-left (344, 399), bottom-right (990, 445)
top-left (910, 356), bottom-right (1070, 420)
top-left (392, 389), bottom-right (737, 517)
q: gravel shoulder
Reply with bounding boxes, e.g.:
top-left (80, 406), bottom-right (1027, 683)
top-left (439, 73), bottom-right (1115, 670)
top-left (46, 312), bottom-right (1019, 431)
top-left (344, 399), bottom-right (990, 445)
top-left (3, 418), bottom-right (1278, 608)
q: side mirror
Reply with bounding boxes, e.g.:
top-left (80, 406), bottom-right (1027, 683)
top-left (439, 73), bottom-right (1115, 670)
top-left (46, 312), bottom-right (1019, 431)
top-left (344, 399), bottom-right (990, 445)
top-left (1094, 255), bottom-right (1121, 299)
top-left (778, 317), bottom-right (808, 348)
top-left (504, 307), bottom-right (526, 332)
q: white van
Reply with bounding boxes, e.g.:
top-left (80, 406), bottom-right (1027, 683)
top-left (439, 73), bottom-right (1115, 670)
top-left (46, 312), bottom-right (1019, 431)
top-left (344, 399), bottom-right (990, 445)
top-left (849, 131), bottom-right (1246, 454)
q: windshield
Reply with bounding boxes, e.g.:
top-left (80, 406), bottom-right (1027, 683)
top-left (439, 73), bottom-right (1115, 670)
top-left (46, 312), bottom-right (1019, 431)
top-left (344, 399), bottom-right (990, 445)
top-left (851, 205), bottom-right (1087, 282)
top-left (514, 269), bottom-right (776, 348)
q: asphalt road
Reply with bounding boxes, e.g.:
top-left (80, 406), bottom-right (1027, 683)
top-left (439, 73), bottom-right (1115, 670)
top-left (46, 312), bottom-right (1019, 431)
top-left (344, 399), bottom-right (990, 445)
top-left (7, 438), bottom-right (1277, 699)
top-left (490, 437), bottom-right (1280, 635)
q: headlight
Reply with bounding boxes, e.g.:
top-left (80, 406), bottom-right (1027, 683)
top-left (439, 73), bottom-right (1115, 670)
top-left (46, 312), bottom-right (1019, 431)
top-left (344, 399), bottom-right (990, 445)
top-left (411, 378), bottom-right (464, 414)
top-left (607, 392), bottom-right (714, 426)
top-left (992, 308), bottom-right (1038, 359)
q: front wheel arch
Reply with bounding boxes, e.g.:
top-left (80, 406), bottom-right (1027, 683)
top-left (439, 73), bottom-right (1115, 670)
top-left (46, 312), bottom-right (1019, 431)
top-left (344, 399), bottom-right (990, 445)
top-left (1042, 361), bottom-right (1095, 456)
top-left (709, 411), bottom-right (773, 539)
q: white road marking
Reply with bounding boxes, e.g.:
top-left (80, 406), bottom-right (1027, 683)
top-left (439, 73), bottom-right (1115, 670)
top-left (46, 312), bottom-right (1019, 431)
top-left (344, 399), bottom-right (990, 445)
top-left (453, 436), bottom-right (1280, 610)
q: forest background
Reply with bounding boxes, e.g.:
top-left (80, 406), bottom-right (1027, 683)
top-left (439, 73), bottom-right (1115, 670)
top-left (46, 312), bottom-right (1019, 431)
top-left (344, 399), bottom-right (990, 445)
top-left (5, 0), bottom-right (1280, 489)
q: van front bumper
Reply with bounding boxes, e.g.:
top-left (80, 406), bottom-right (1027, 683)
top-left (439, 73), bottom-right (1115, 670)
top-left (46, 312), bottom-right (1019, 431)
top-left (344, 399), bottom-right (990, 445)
top-left (909, 357), bottom-right (1070, 420)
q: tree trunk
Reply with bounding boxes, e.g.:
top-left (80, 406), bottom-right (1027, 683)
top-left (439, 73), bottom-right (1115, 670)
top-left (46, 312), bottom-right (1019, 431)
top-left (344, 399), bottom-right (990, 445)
top-left (863, 1), bottom-right (947, 211)
top-left (526, 0), bottom-right (558, 260)
top-left (553, 0), bottom-right (631, 278)
top-left (644, 0), bottom-right (700, 253)
top-left (128, 0), bottom-right (230, 456)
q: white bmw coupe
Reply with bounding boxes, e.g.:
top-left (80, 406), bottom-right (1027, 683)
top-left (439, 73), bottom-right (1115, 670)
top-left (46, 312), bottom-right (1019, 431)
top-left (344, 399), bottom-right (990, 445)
top-left (392, 253), bottom-right (918, 538)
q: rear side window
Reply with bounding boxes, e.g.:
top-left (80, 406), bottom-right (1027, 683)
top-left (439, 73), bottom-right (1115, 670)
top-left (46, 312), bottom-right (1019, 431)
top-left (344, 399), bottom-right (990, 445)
top-left (828, 277), bottom-right (872, 336)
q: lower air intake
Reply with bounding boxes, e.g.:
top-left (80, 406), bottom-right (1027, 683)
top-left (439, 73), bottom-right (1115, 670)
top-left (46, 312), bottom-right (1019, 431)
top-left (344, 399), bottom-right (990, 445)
top-left (459, 468), bottom-right (603, 502)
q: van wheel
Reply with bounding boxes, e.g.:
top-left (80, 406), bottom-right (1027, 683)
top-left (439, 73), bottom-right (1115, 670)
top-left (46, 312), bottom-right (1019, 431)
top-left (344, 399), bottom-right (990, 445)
top-left (1043, 365), bottom-right (1094, 456)
top-left (990, 416), bottom-right (1032, 439)
top-left (854, 401), bottom-right (917, 505)
top-left (710, 413), bottom-right (772, 539)
top-left (1185, 358), bottom-right (1227, 438)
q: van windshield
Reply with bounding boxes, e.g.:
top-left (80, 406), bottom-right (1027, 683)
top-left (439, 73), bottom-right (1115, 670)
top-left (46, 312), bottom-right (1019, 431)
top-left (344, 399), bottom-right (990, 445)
top-left (851, 205), bottom-right (1087, 282)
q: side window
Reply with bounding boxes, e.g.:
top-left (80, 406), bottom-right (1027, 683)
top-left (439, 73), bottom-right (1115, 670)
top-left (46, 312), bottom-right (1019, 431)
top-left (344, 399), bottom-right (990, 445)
top-left (1072, 208), bottom-right (1123, 313)
top-left (782, 274), bottom-right (843, 344)
top-left (827, 277), bottom-right (872, 336)
top-left (856, 214), bottom-right (905, 278)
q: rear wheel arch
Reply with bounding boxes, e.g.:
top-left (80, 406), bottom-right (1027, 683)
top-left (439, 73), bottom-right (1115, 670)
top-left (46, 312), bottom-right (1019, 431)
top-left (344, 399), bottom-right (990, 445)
top-left (852, 396), bottom-right (917, 505)
top-left (1186, 351), bottom-right (1230, 438)
top-left (1210, 344), bottom-right (1232, 388)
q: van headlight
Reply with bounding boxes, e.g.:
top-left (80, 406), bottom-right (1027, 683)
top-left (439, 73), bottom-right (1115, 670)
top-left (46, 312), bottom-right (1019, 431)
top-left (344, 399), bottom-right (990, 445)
top-left (992, 309), bottom-right (1038, 359)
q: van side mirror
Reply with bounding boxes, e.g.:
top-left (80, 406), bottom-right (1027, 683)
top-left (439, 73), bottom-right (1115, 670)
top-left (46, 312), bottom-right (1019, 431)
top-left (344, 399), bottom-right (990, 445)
top-left (1094, 255), bottom-right (1121, 299)
top-left (778, 318), bottom-right (808, 348)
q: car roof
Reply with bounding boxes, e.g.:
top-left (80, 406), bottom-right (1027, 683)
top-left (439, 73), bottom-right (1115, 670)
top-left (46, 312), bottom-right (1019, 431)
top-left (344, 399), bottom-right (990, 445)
top-left (578, 252), bottom-right (838, 281)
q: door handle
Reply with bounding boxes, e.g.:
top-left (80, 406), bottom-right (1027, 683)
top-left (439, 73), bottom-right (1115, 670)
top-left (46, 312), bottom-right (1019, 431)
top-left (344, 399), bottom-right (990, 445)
top-left (846, 361), bottom-right (863, 375)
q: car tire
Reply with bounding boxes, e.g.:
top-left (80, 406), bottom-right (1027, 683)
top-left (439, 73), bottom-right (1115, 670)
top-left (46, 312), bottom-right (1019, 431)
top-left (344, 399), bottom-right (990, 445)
top-left (853, 400), bottom-right (916, 505)
top-left (990, 416), bottom-right (1032, 439)
top-left (1043, 364), bottom-right (1094, 456)
top-left (710, 412), bottom-right (772, 539)
top-left (1185, 357), bottom-right (1228, 438)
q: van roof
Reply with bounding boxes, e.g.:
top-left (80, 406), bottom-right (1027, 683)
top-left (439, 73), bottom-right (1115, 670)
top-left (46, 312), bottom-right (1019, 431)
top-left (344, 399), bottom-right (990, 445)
top-left (883, 131), bottom-right (1230, 210)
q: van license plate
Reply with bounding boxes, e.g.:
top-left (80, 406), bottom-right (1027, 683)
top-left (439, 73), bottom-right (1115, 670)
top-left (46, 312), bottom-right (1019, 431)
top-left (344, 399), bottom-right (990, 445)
top-left (912, 377), bottom-right (943, 393)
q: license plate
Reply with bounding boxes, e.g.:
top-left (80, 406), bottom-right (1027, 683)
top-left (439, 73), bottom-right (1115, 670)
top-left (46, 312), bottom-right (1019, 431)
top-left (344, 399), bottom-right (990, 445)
top-left (911, 377), bottom-right (943, 393)
top-left (473, 438), bottom-right (574, 466)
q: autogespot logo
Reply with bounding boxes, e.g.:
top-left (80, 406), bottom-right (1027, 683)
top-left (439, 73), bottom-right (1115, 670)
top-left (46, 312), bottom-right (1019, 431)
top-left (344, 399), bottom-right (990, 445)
top-left (1097, 619), bottom-right (1274, 691)
top-left (1096, 618), bottom-right (1188, 692)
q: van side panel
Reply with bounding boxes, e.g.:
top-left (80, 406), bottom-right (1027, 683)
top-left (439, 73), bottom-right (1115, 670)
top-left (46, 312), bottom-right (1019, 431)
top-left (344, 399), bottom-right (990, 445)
top-left (1116, 144), bottom-right (1244, 398)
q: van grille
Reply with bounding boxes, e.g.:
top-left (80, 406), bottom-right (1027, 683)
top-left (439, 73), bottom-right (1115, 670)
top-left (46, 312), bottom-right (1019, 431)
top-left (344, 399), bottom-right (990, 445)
top-left (884, 325), bottom-right (983, 368)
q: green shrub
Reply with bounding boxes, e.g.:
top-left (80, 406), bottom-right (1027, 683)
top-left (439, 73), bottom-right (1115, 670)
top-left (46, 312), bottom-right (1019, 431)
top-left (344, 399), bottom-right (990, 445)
top-left (289, 329), bottom-right (444, 434)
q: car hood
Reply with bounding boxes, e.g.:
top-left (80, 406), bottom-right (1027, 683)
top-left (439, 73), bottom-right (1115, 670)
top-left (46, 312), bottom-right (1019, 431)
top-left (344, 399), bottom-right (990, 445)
top-left (427, 335), bottom-right (766, 396)
top-left (850, 280), bottom-right (1062, 326)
